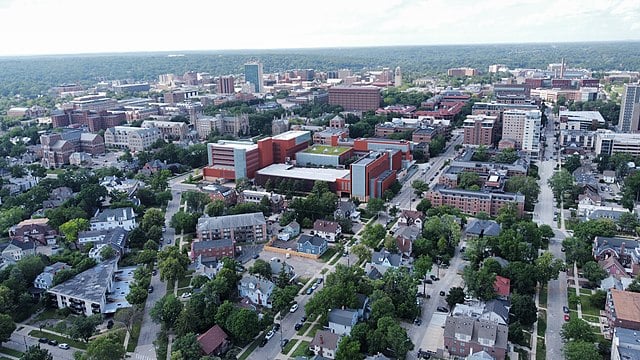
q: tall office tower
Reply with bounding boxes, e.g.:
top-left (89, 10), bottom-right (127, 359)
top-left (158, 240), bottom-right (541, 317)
top-left (244, 62), bottom-right (264, 93)
top-left (216, 76), bottom-right (235, 94)
top-left (394, 67), bottom-right (402, 87)
top-left (618, 83), bottom-right (640, 133)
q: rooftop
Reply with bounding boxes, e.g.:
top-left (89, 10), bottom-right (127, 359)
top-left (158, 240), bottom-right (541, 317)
top-left (271, 130), bottom-right (310, 141)
top-left (328, 308), bottom-right (358, 326)
top-left (197, 212), bottom-right (266, 232)
top-left (611, 289), bottom-right (640, 323)
top-left (47, 258), bottom-right (118, 303)
top-left (303, 145), bottom-right (351, 155)
top-left (310, 330), bottom-right (340, 350)
top-left (257, 164), bottom-right (350, 183)
top-left (213, 140), bottom-right (258, 151)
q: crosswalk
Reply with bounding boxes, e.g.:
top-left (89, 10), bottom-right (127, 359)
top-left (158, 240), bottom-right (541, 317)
top-left (131, 353), bottom-right (155, 360)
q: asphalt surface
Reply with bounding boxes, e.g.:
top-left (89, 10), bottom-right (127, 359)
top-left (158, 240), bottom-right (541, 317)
top-left (6, 330), bottom-right (76, 360)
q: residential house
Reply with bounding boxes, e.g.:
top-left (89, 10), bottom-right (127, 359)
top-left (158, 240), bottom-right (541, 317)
top-left (238, 190), bottom-right (284, 213)
top-left (269, 258), bottom-right (295, 279)
top-left (313, 220), bottom-right (341, 242)
top-left (9, 218), bottom-right (57, 246)
top-left (334, 200), bottom-right (360, 221)
top-left (587, 208), bottom-right (635, 222)
top-left (197, 325), bottom-right (231, 357)
top-left (190, 255), bottom-right (223, 280)
top-left (328, 308), bottom-right (358, 336)
top-left (34, 262), bottom-right (70, 290)
top-left (493, 275), bottom-right (511, 299)
top-left (140, 160), bottom-right (169, 176)
top-left (297, 234), bottom-right (328, 256)
top-left (452, 300), bottom-right (510, 326)
top-left (42, 187), bottom-right (74, 209)
top-left (190, 239), bottom-right (235, 261)
top-left (100, 177), bottom-right (144, 198)
top-left (278, 221), bottom-right (300, 241)
top-left (202, 184), bottom-right (237, 205)
top-left (465, 219), bottom-right (501, 238)
top-left (371, 250), bottom-right (402, 268)
top-left (443, 315), bottom-right (509, 359)
top-left (309, 330), bottom-right (341, 359)
top-left (600, 275), bottom-right (633, 292)
top-left (600, 257), bottom-right (630, 279)
top-left (606, 289), bottom-right (640, 337)
top-left (593, 236), bottom-right (640, 269)
top-left (90, 207), bottom-right (137, 231)
top-left (578, 189), bottom-right (602, 209)
top-left (79, 227), bottom-right (128, 256)
top-left (1, 240), bottom-right (36, 263)
top-left (394, 225), bottom-right (420, 257)
top-left (238, 275), bottom-right (274, 308)
top-left (603, 170), bottom-right (616, 184)
top-left (398, 210), bottom-right (425, 228)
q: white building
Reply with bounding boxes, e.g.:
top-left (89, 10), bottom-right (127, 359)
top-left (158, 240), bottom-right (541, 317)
top-left (237, 275), bottom-right (274, 308)
top-left (141, 120), bottom-right (188, 140)
top-left (90, 208), bottom-right (136, 231)
top-left (618, 83), bottom-right (640, 133)
top-left (501, 110), bottom-right (541, 157)
top-left (595, 130), bottom-right (640, 157)
top-left (104, 126), bottom-right (161, 152)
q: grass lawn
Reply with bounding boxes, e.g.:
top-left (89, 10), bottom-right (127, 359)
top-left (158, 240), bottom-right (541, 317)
top-left (126, 320), bottom-right (142, 352)
top-left (517, 348), bottom-right (528, 360)
top-left (296, 322), bottom-right (312, 336)
top-left (46, 169), bottom-right (65, 175)
top-left (319, 248), bottom-right (337, 262)
top-left (177, 273), bottom-right (192, 289)
top-left (539, 285), bottom-right (548, 308)
top-left (237, 340), bottom-right (259, 360)
top-left (303, 145), bottom-right (350, 155)
top-left (281, 339), bottom-right (298, 354)
top-left (1, 357), bottom-right (14, 360)
top-left (579, 295), bottom-right (602, 317)
top-left (28, 329), bottom-right (88, 350)
top-left (328, 254), bottom-right (341, 265)
top-left (536, 338), bottom-right (546, 360)
top-left (580, 288), bottom-right (593, 296)
top-left (308, 323), bottom-right (324, 338)
top-left (291, 340), bottom-right (311, 357)
top-left (32, 308), bottom-right (68, 323)
top-left (320, 268), bottom-right (328, 274)
top-left (0, 347), bottom-right (23, 357)
top-left (537, 310), bottom-right (547, 337)
top-left (582, 314), bottom-right (601, 323)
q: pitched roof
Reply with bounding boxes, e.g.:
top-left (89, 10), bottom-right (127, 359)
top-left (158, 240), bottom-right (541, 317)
top-left (610, 289), bottom-right (640, 324)
top-left (313, 219), bottom-right (340, 233)
top-left (239, 275), bottom-right (275, 296)
top-left (8, 239), bottom-right (37, 251)
top-left (310, 330), bottom-right (340, 350)
top-left (328, 309), bottom-right (358, 327)
top-left (298, 234), bottom-right (326, 247)
top-left (197, 325), bottom-right (228, 355)
top-left (444, 316), bottom-right (508, 350)
top-left (92, 207), bottom-right (135, 222)
top-left (394, 225), bottom-right (420, 241)
top-left (401, 210), bottom-right (424, 221)
top-left (484, 299), bottom-right (510, 323)
top-left (466, 219), bottom-right (501, 237)
top-left (371, 250), bottom-right (401, 267)
top-left (197, 212), bottom-right (266, 232)
top-left (493, 275), bottom-right (511, 297)
top-left (468, 350), bottom-right (496, 360)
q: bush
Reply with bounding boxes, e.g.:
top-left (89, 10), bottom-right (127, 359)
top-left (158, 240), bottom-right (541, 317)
top-left (56, 307), bottom-right (72, 317)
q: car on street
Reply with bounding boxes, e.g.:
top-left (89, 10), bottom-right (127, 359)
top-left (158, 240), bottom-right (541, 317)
top-left (413, 318), bottom-right (422, 326)
top-left (181, 292), bottom-right (191, 299)
top-left (311, 283), bottom-right (318, 290)
top-left (316, 278), bottom-right (323, 284)
top-left (48, 339), bottom-right (58, 346)
top-left (148, 286), bottom-right (154, 293)
top-left (259, 338), bottom-right (268, 347)
top-left (439, 291), bottom-right (445, 296)
top-left (289, 303), bottom-right (299, 313)
top-left (294, 322), bottom-right (303, 331)
top-left (563, 306), bottom-right (570, 314)
top-left (306, 287), bottom-right (313, 295)
top-left (253, 254), bottom-right (260, 259)
top-left (265, 330), bottom-right (275, 340)
top-left (436, 306), bottom-right (449, 312)
top-left (280, 339), bottom-right (289, 348)
top-left (430, 275), bottom-right (439, 281)
top-left (425, 279), bottom-right (432, 284)
top-left (152, 269), bottom-right (157, 276)
top-left (561, 247), bottom-right (566, 252)
top-left (564, 314), bottom-right (570, 321)
top-left (273, 323), bottom-right (280, 332)
top-left (58, 343), bottom-right (70, 350)
top-left (38, 338), bottom-right (48, 343)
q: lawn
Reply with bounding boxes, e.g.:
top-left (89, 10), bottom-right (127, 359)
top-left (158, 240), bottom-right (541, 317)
top-left (308, 323), bottom-right (324, 338)
top-left (28, 329), bottom-right (88, 350)
top-left (536, 338), bottom-right (546, 360)
top-left (296, 322), bottom-right (312, 336)
top-left (537, 310), bottom-right (547, 337)
top-left (303, 145), bottom-right (350, 155)
top-left (579, 295), bottom-right (603, 317)
top-left (0, 347), bottom-right (23, 358)
top-left (539, 285), bottom-right (547, 308)
top-left (177, 273), bottom-right (193, 289)
top-left (328, 253), bottom-right (341, 265)
top-left (291, 340), bottom-right (311, 357)
top-left (281, 339), bottom-right (298, 354)
top-left (32, 308), bottom-right (68, 323)
top-left (580, 288), bottom-right (593, 296)
top-left (319, 248), bottom-right (337, 262)
top-left (126, 320), bottom-right (142, 352)
top-left (237, 340), bottom-right (259, 360)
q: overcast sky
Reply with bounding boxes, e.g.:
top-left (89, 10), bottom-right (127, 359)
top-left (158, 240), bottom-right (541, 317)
top-left (1, 0), bottom-right (639, 56)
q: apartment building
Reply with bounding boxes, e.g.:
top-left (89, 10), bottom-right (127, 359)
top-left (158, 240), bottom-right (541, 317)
top-left (617, 83), bottom-right (640, 133)
top-left (559, 111), bottom-right (606, 131)
top-left (463, 115), bottom-right (497, 147)
top-left (196, 213), bottom-right (267, 243)
top-left (90, 207), bottom-right (137, 231)
top-left (595, 130), bottom-right (640, 156)
top-left (447, 67), bottom-right (478, 77)
top-left (104, 126), bottom-right (161, 152)
top-left (426, 185), bottom-right (525, 217)
top-left (216, 76), bottom-right (235, 94)
top-left (328, 86), bottom-right (381, 111)
top-left (502, 110), bottom-right (541, 150)
top-left (443, 316), bottom-right (508, 359)
top-left (141, 120), bottom-right (188, 140)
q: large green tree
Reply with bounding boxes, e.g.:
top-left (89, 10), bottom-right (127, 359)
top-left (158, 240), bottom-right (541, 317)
top-left (564, 341), bottom-right (602, 360)
top-left (561, 317), bottom-right (597, 343)
top-left (150, 294), bottom-right (183, 330)
top-left (505, 175), bottom-right (540, 210)
top-left (20, 345), bottom-right (53, 360)
top-left (69, 314), bottom-right (102, 342)
top-left (0, 314), bottom-right (16, 347)
top-left (84, 333), bottom-right (125, 360)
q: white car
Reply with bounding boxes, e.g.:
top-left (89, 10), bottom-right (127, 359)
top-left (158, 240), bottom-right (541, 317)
top-left (311, 283), bottom-right (318, 290)
top-left (58, 343), bottom-right (70, 350)
top-left (265, 330), bottom-right (275, 340)
top-left (181, 292), bottom-right (191, 299)
top-left (289, 303), bottom-right (299, 313)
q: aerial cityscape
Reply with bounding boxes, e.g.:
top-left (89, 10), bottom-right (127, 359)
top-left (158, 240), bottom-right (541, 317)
top-left (1, 2), bottom-right (640, 360)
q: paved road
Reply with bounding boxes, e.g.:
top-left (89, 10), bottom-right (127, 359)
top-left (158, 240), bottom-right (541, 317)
top-left (536, 118), bottom-right (568, 360)
top-left (6, 329), bottom-right (76, 360)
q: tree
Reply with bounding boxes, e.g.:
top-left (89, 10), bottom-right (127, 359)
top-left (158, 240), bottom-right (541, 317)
top-left (458, 171), bottom-right (480, 190)
top-left (150, 294), bottom-right (183, 330)
top-left (582, 261), bottom-right (607, 284)
top-left (59, 218), bottom-right (89, 245)
top-left (100, 245), bottom-right (116, 260)
top-left (158, 246), bottom-right (189, 285)
top-left (171, 333), bottom-right (202, 360)
top-left (271, 285), bottom-right (298, 313)
top-left (20, 346), bottom-right (53, 360)
top-left (463, 266), bottom-right (496, 301)
top-left (170, 210), bottom-right (198, 234)
top-left (205, 200), bottom-right (225, 217)
top-left (335, 335), bottom-right (363, 360)
top-left (535, 252), bottom-right (564, 285)
top-left (561, 317), bottom-right (597, 343)
top-left (114, 308), bottom-right (143, 336)
top-left (248, 259), bottom-right (272, 279)
top-left (471, 145), bottom-right (490, 162)
top-left (361, 223), bottom-right (386, 248)
top-left (350, 243), bottom-right (372, 264)
top-left (562, 237), bottom-right (593, 267)
top-left (510, 293), bottom-right (537, 326)
top-left (539, 224), bottom-right (554, 240)
top-left (69, 314), bottom-right (102, 342)
top-left (225, 309), bottom-right (260, 345)
top-left (366, 198), bottom-right (385, 215)
top-left (85, 333), bottom-right (125, 360)
top-left (415, 198), bottom-right (432, 213)
top-left (505, 175), bottom-right (541, 210)
top-left (548, 169), bottom-right (575, 204)
top-left (564, 155), bottom-right (582, 173)
top-left (618, 211), bottom-right (640, 234)
top-left (564, 341), bottom-right (602, 360)
top-left (621, 172), bottom-right (640, 211)
top-left (411, 180), bottom-right (429, 196)
top-left (0, 314), bottom-right (16, 347)
top-left (446, 287), bottom-right (466, 310)
top-left (182, 191), bottom-right (211, 213)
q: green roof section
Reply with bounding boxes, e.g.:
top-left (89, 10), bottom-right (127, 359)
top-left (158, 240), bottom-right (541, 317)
top-left (303, 145), bottom-right (351, 155)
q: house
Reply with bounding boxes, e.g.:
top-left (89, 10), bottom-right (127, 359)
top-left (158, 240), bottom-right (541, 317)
top-left (606, 289), bottom-right (640, 336)
top-left (190, 239), bottom-right (235, 261)
top-left (599, 275), bottom-right (633, 292)
top-left (309, 330), bottom-right (341, 359)
top-left (578, 189), bottom-right (602, 208)
top-left (269, 258), bottom-right (295, 279)
top-left (197, 325), bottom-right (231, 356)
top-left (603, 170), bottom-right (616, 184)
top-left (398, 210), bottom-right (425, 227)
top-left (34, 262), bottom-right (70, 290)
top-left (140, 160), bottom-right (169, 176)
top-left (371, 250), bottom-right (402, 268)
top-left (328, 308), bottom-right (358, 336)
top-left (443, 315), bottom-right (509, 359)
top-left (202, 184), bottom-right (237, 205)
top-left (9, 218), bottom-right (57, 246)
top-left (493, 275), bottom-right (511, 299)
top-left (587, 208), bottom-right (634, 222)
top-left (90, 207), bottom-right (137, 231)
top-left (99, 177), bottom-right (144, 198)
top-left (278, 221), bottom-right (300, 241)
top-left (297, 234), bottom-right (328, 256)
top-left (237, 275), bottom-right (274, 308)
top-left (593, 236), bottom-right (640, 268)
top-left (42, 187), bottom-right (75, 209)
top-left (452, 300), bottom-right (510, 325)
top-left (79, 227), bottom-right (128, 258)
top-left (334, 200), bottom-right (360, 221)
top-left (395, 225), bottom-right (420, 257)
top-left (600, 257), bottom-right (630, 279)
top-left (1, 240), bottom-right (36, 263)
top-left (465, 219), bottom-right (501, 238)
top-left (313, 220), bottom-right (341, 242)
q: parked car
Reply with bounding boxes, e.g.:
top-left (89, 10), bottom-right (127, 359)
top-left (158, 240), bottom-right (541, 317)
top-left (564, 314), bottom-right (570, 321)
top-left (563, 306), bottom-right (570, 314)
top-left (439, 291), bottom-right (445, 296)
top-left (58, 343), bottom-right (70, 350)
top-left (259, 338), bottom-right (268, 347)
top-left (48, 339), bottom-right (58, 346)
top-left (181, 292), bottom-right (191, 299)
top-left (425, 279), bottom-right (433, 284)
top-left (311, 283), bottom-right (319, 290)
top-left (316, 278), bottom-right (323, 284)
top-left (294, 322), bottom-right (303, 331)
top-left (273, 323), bottom-right (281, 332)
top-left (289, 303), bottom-right (299, 313)
top-left (253, 254), bottom-right (260, 259)
top-left (413, 318), bottom-right (422, 326)
top-left (436, 306), bottom-right (449, 312)
top-left (306, 287), bottom-right (313, 295)
top-left (38, 338), bottom-right (48, 344)
top-left (265, 330), bottom-right (275, 340)
top-left (107, 320), bottom-right (114, 329)
top-left (280, 339), bottom-right (289, 348)
top-left (148, 286), bottom-right (154, 293)
top-left (301, 316), bottom-right (307, 322)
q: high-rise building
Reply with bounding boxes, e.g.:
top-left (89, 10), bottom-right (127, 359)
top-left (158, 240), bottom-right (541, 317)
top-left (244, 62), bottom-right (264, 93)
top-left (394, 67), bottom-right (402, 87)
top-left (216, 76), bottom-right (235, 94)
top-left (618, 83), bottom-right (640, 133)
top-left (502, 110), bottom-right (541, 153)
top-left (463, 115), bottom-right (497, 147)
top-left (328, 86), bottom-right (381, 111)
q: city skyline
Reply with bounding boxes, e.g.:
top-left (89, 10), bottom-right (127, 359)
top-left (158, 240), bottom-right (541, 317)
top-left (0, 0), bottom-right (639, 56)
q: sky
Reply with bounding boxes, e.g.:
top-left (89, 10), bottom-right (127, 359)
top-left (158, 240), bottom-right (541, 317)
top-left (1, 0), bottom-right (639, 56)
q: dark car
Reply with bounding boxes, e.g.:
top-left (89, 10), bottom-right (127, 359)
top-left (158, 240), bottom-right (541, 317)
top-left (259, 338), bottom-right (268, 347)
top-left (563, 306), bottom-right (570, 314)
top-left (107, 320), bottom-right (114, 329)
top-left (148, 286), bottom-right (154, 293)
top-left (439, 291), bottom-right (445, 296)
top-left (294, 322), bottom-right (303, 331)
top-left (280, 339), bottom-right (289, 348)
top-left (273, 323), bottom-right (281, 332)
top-left (430, 275), bottom-right (437, 281)
top-left (425, 279), bottom-right (433, 284)
top-left (413, 318), bottom-right (422, 326)
top-left (253, 254), bottom-right (260, 259)
top-left (48, 339), bottom-right (58, 346)
top-left (436, 306), bottom-right (449, 312)
top-left (38, 338), bottom-right (48, 343)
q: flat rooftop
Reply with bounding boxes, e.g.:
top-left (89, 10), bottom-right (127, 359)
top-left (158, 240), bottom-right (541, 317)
top-left (303, 145), bottom-right (351, 155)
top-left (213, 140), bottom-right (258, 151)
top-left (257, 164), bottom-right (350, 182)
top-left (48, 258), bottom-right (118, 303)
top-left (559, 110), bottom-right (605, 122)
top-left (271, 130), bottom-right (310, 141)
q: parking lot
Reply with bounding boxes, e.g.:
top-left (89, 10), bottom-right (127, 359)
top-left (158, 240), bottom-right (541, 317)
top-left (250, 248), bottom-right (326, 282)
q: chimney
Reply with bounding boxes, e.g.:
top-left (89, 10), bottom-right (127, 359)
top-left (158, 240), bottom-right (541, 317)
top-left (320, 335), bottom-right (324, 344)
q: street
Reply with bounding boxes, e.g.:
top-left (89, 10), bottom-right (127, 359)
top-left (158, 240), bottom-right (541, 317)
top-left (6, 326), bottom-right (76, 360)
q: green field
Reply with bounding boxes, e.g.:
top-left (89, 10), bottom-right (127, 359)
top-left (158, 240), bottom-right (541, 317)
top-left (303, 145), bottom-right (350, 155)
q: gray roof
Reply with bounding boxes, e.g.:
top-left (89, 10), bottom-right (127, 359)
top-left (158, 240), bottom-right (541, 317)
top-left (8, 239), bottom-right (37, 251)
top-left (484, 299), bottom-right (510, 323)
top-left (430, 184), bottom-right (525, 203)
top-left (467, 351), bottom-right (496, 360)
top-left (371, 250), bottom-right (402, 267)
top-left (444, 316), bottom-right (508, 351)
top-left (594, 236), bottom-right (640, 252)
top-left (197, 212), bottom-right (266, 232)
top-left (328, 309), bottom-right (358, 327)
top-left (47, 258), bottom-right (118, 303)
top-left (192, 239), bottom-right (234, 250)
top-left (587, 209), bottom-right (632, 221)
top-left (614, 327), bottom-right (640, 360)
top-left (395, 225), bottom-right (420, 241)
top-left (298, 234), bottom-right (327, 248)
top-left (466, 219), bottom-right (501, 237)
top-left (92, 207), bottom-right (135, 222)
top-left (238, 274), bottom-right (275, 296)
top-left (78, 227), bottom-right (128, 251)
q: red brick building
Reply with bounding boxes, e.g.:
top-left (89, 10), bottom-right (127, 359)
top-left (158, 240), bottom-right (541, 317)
top-left (426, 185), bottom-right (525, 217)
top-left (463, 115), bottom-right (497, 147)
top-left (190, 239), bottom-right (235, 261)
top-left (328, 86), bottom-right (381, 111)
